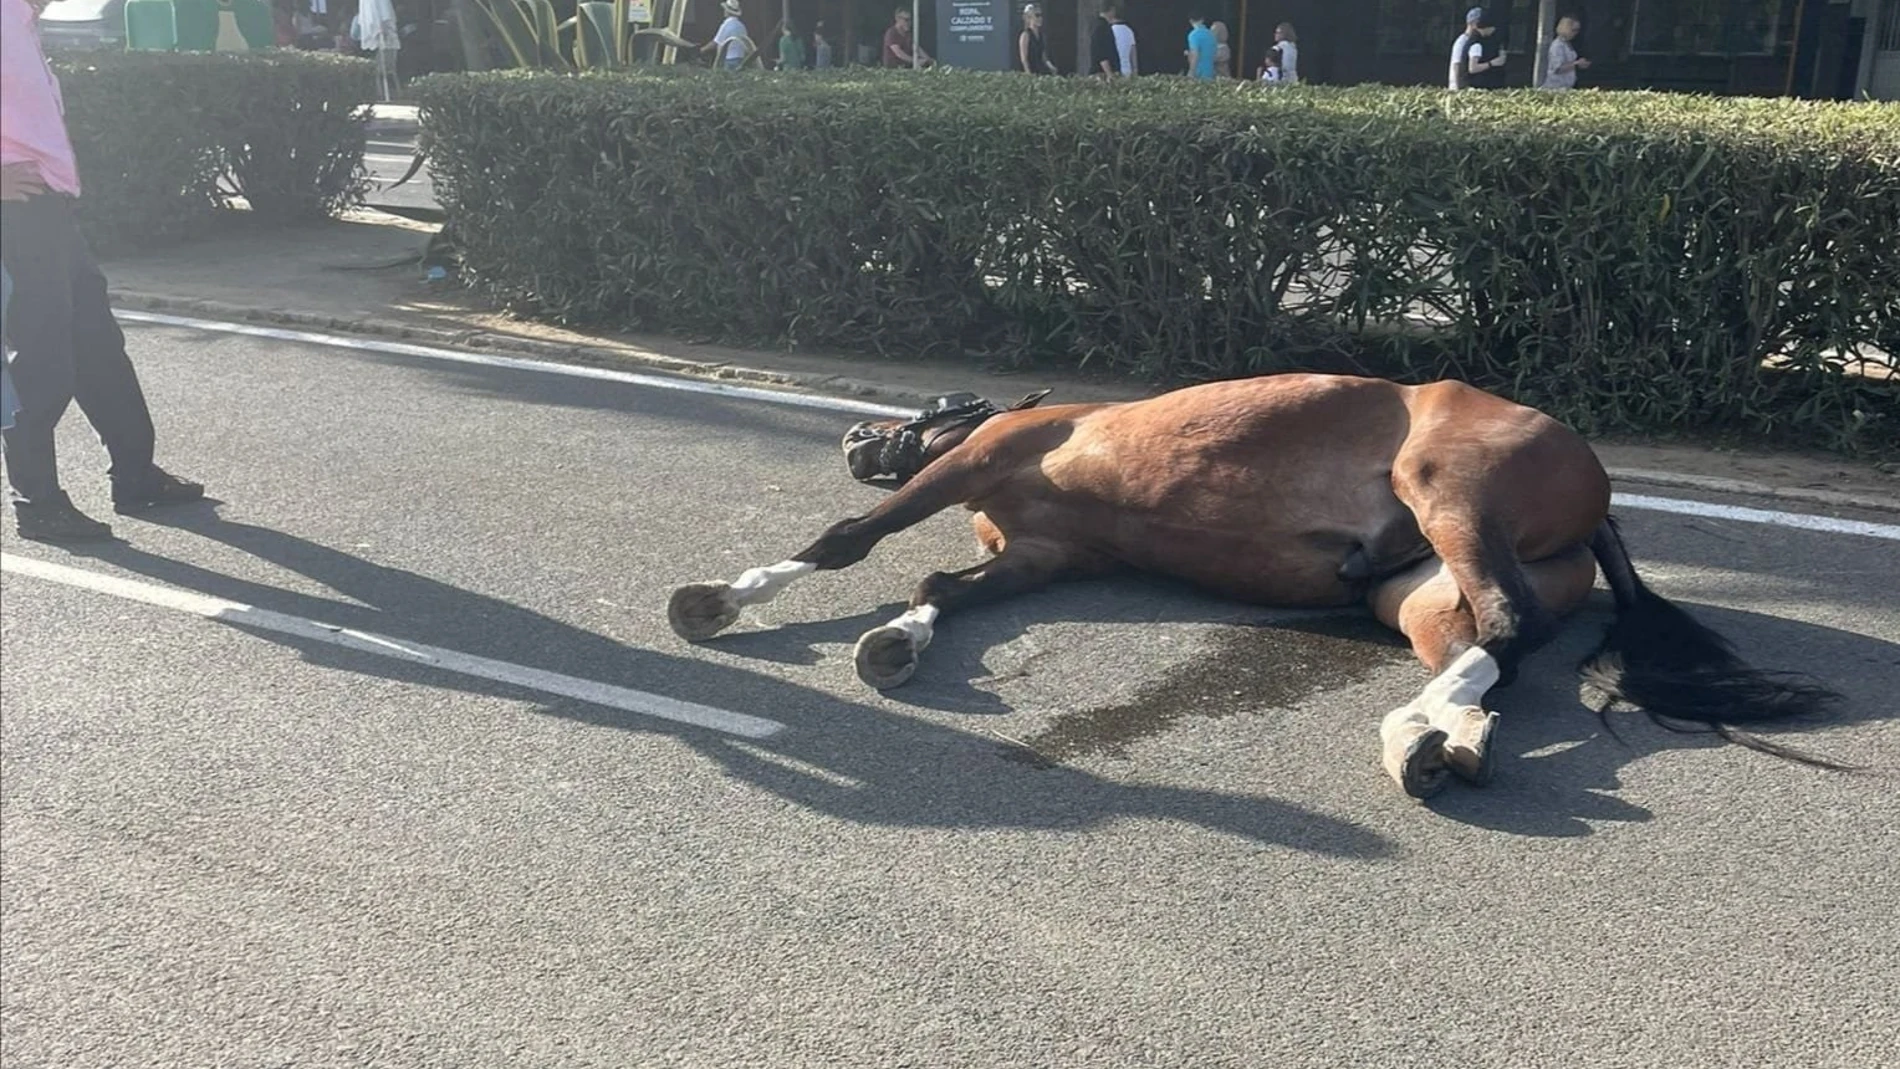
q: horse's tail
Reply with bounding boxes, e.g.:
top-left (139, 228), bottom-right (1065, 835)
top-left (1579, 516), bottom-right (1852, 769)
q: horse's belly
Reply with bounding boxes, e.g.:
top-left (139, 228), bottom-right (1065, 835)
top-left (1117, 524), bottom-right (1364, 608)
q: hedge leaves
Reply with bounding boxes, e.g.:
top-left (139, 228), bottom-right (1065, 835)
top-left (417, 70), bottom-right (1900, 452)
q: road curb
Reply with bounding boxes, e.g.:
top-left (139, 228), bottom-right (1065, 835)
top-left (114, 292), bottom-right (1900, 517)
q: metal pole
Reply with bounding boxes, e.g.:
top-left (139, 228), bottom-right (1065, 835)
top-left (1784, 0), bottom-right (1808, 96)
top-left (1531, 0), bottom-right (1555, 88)
top-left (913, 0), bottom-right (921, 69)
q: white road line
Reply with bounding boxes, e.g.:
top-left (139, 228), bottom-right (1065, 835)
top-left (117, 311), bottom-right (1898, 540)
top-left (116, 310), bottom-right (912, 419)
top-left (0, 553), bottom-right (785, 739)
top-left (1611, 493), bottom-right (1900, 542)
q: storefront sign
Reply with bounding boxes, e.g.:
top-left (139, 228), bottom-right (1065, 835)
top-left (934, 0), bottom-right (1010, 71)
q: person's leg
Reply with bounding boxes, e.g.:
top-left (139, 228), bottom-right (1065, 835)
top-left (56, 200), bottom-right (200, 514)
top-left (2, 262), bottom-right (16, 434)
top-left (0, 196), bottom-right (110, 540)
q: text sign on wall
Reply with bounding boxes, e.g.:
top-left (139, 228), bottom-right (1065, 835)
top-left (934, 0), bottom-right (1011, 71)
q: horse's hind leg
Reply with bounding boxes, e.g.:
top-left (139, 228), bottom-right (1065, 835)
top-left (853, 537), bottom-right (1097, 689)
top-left (668, 456), bottom-right (996, 642)
top-left (1369, 547), bottom-right (1598, 798)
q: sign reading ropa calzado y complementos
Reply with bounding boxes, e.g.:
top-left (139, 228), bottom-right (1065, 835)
top-left (934, 0), bottom-right (1010, 71)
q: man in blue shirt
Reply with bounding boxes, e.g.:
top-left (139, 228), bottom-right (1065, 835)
top-left (1186, 15), bottom-right (1217, 80)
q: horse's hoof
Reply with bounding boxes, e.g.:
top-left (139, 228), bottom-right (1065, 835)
top-left (1443, 708), bottom-right (1500, 786)
top-left (854, 625), bottom-right (918, 690)
top-left (668, 582), bottom-right (741, 642)
top-left (1383, 726), bottom-right (1451, 801)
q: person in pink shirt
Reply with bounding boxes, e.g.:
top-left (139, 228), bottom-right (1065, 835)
top-left (2, 0), bottom-right (202, 542)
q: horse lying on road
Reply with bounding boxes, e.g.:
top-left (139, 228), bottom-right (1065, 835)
top-left (667, 373), bottom-right (1839, 800)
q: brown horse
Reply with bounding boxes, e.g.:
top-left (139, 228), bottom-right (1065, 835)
top-left (667, 373), bottom-right (1839, 799)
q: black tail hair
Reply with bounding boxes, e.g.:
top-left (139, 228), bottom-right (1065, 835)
top-left (1579, 516), bottom-right (1854, 770)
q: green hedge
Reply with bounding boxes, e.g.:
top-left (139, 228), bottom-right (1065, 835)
top-left (54, 50), bottom-right (373, 252)
top-left (415, 71), bottom-right (1900, 452)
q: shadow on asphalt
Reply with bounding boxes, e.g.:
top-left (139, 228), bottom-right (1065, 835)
top-left (61, 504), bottom-right (1397, 861)
top-left (64, 503), bottom-right (1895, 846)
top-left (695, 566), bottom-right (1897, 841)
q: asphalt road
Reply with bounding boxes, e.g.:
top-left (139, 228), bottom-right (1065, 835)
top-left (3, 320), bottom-right (1896, 1069)
top-left (364, 137), bottom-right (436, 214)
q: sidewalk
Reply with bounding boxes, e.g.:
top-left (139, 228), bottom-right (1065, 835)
top-left (101, 210), bottom-right (1899, 512)
top-left (365, 102), bottom-right (420, 139)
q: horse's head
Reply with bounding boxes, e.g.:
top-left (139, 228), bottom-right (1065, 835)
top-left (841, 389), bottom-right (1052, 483)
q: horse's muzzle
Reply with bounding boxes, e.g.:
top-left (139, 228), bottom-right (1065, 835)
top-left (842, 422), bottom-right (918, 482)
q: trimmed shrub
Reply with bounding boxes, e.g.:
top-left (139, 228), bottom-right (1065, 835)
top-left (415, 70), bottom-right (1900, 452)
top-left (53, 50), bottom-right (374, 252)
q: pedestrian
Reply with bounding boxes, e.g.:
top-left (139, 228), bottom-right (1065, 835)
top-left (882, 7), bottom-right (933, 68)
top-left (812, 20), bottom-right (834, 68)
top-left (1211, 19), bottom-right (1232, 79)
top-left (701, 0), bottom-right (750, 70)
top-left (1449, 7), bottom-right (1505, 90)
top-left (777, 20), bottom-right (807, 71)
top-left (1541, 15), bottom-right (1590, 90)
top-left (1112, 7), bottom-right (1137, 76)
top-left (1270, 22), bottom-right (1299, 85)
top-left (1018, 3), bottom-right (1057, 75)
top-left (1090, 3), bottom-right (1121, 77)
top-left (1, 0), bottom-right (203, 542)
top-left (1186, 14), bottom-right (1216, 81)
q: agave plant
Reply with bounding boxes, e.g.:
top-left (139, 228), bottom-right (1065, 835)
top-left (469, 0), bottom-right (654, 72)
top-left (470, 0), bottom-right (764, 72)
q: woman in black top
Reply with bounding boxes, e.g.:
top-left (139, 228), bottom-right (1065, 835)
top-left (1018, 4), bottom-right (1058, 74)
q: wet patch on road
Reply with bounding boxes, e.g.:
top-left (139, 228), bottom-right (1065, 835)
top-left (1009, 613), bottom-right (1413, 763)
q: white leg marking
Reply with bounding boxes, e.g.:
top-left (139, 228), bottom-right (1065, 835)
top-left (1380, 646), bottom-right (1500, 746)
top-left (728, 560), bottom-right (816, 606)
top-left (881, 604), bottom-right (939, 652)
top-left (1412, 645), bottom-right (1501, 731)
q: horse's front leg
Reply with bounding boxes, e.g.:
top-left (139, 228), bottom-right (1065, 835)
top-left (854, 539), bottom-right (1083, 690)
top-left (668, 458), bottom-right (993, 642)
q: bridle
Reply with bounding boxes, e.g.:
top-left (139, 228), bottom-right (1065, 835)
top-left (843, 389), bottom-right (1051, 483)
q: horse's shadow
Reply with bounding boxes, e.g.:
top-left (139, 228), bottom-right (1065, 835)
top-left (50, 503), bottom-right (1394, 859)
top-left (697, 569), bottom-right (1898, 839)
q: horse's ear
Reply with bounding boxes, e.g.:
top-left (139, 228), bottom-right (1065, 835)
top-left (1011, 389), bottom-right (1053, 410)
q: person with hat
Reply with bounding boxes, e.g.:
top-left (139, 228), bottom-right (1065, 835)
top-left (1018, 4), bottom-right (1057, 74)
top-left (701, 0), bottom-right (751, 70)
top-left (1449, 7), bottom-right (1505, 90)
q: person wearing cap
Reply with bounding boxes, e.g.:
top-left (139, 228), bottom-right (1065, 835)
top-left (1018, 4), bottom-right (1057, 74)
top-left (882, 7), bottom-right (933, 68)
top-left (1449, 7), bottom-right (1505, 90)
top-left (701, 0), bottom-right (750, 70)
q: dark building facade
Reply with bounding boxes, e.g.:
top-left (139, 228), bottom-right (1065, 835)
top-left (752, 0), bottom-right (1890, 98)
